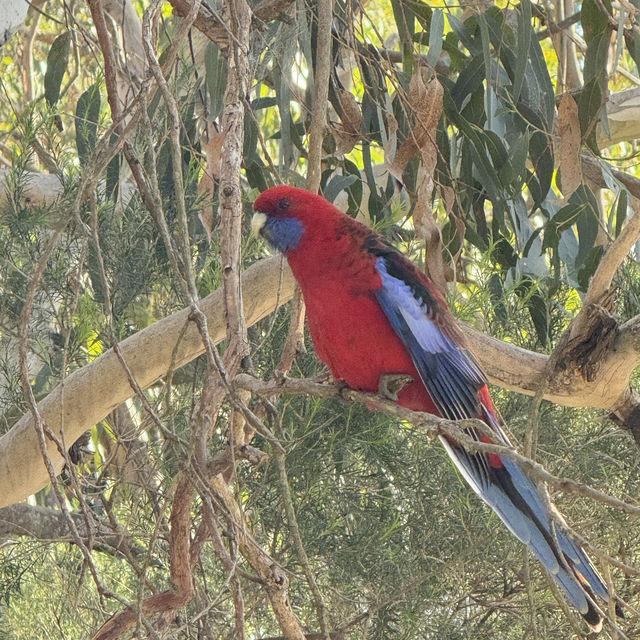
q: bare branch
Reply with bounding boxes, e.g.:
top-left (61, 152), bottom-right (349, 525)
top-left (91, 475), bottom-right (194, 640)
top-left (306, 0), bottom-right (333, 194)
top-left (208, 474), bottom-right (307, 639)
top-left (273, 445), bottom-right (331, 640)
top-left (219, 0), bottom-right (252, 363)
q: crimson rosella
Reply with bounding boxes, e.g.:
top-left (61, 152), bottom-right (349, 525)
top-left (252, 185), bottom-right (620, 630)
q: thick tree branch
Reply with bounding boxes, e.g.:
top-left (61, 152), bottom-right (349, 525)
top-left (4, 257), bottom-right (640, 509)
top-left (0, 257), bottom-right (295, 509)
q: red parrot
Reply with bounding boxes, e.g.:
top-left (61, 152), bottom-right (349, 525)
top-left (252, 185), bottom-right (620, 631)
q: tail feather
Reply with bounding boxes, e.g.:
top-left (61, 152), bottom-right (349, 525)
top-left (439, 434), bottom-right (617, 631)
top-left (501, 457), bottom-right (611, 601)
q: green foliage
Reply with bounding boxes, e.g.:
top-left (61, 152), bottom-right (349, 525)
top-left (75, 83), bottom-right (102, 164)
top-left (44, 32), bottom-right (71, 107)
top-left (87, 199), bottom-right (166, 324)
top-left (1, 0), bottom-right (640, 638)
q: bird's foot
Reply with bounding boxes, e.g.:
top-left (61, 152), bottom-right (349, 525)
top-left (335, 379), bottom-right (353, 400)
top-left (313, 370), bottom-right (334, 384)
top-left (378, 374), bottom-right (413, 401)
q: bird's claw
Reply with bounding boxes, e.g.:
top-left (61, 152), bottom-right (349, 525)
top-left (378, 374), bottom-right (413, 401)
top-left (335, 379), bottom-right (352, 400)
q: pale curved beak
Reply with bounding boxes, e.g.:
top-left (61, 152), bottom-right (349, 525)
top-left (251, 212), bottom-right (267, 237)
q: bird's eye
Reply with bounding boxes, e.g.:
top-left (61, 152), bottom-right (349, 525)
top-left (278, 198), bottom-right (290, 210)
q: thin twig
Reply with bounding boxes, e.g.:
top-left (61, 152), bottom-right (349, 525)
top-left (273, 444), bottom-right (332, 640)
top-left (522, 551), bottom-right (539, 640)
top-left (92, 475), bottom-right (195, 640)
top-left (205, 474), bottom-right (308, 639)
top-left (235, 374), bottom-right (640, 518)
top-left (17, 234), bottom-right (116, 609)
top-left (142, 0), bottom-right (201, 301)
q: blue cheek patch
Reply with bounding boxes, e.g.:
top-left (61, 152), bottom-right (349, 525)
top-left (263, 217), bottom-right (305, 253)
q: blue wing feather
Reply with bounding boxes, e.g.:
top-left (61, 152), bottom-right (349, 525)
top-left (375, 257), bottom-right (487, 422)
top-left (373, 254), bottom-right (611, 627)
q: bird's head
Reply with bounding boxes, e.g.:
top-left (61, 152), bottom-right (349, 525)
top-left (252, 185), bottom-right (338, 255)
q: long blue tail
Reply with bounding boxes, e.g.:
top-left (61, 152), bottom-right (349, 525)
top-left (440, 424), bottom-right (620, 631)
top-left (371, 250), bottom-right (620, 629)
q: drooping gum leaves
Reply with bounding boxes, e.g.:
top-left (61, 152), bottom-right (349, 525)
top-left (392, 70), bottom-right (448, 293)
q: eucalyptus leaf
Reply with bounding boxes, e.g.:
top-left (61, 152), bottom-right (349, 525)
top-left (527, 289), bottom-right (548, 346)
top-left (205, 43), bottom-right (228, 121)
top-left (614, 189), bottom-right (628, 237)
top-left (75, 83), bottom-right (101, 164)
top-left (511, 0), bottom-right (532, 102)
top-left (343, 159), bottom-right (364, 214)
top-left (487, 273), bottom-right (507, 323)
top-left (426, 10), bottom-right (444, 67)
top-left (581, 0), bottom-right (613, 41)
top-left (570, 185), bottom-right (600, 270)
top-left (528, 129), bottom-right (553, 206)
top-left (584, 32), bottom-right (611, 84)
top-left (447, 12), bottom-right (481, 55)
top-left (578, 78), bottom-right (603, 148)
top-left (105, 134), bottom-right (120, 201)
top-left (44, 32), bottom-right (71, 107)
top-left (578, 245), bottom-right (605, 291)
top-left (324, 174), bottom-right (358, 204)
top-left (451, 56), bottom-right (485, 110)
top-left (624, 31), bottom-right (640, 74)
top-left (502, 131), bottom-right (529, 193)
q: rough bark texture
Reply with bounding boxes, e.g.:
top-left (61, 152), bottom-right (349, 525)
top-left (219, 0), bottom-right (252, 362)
